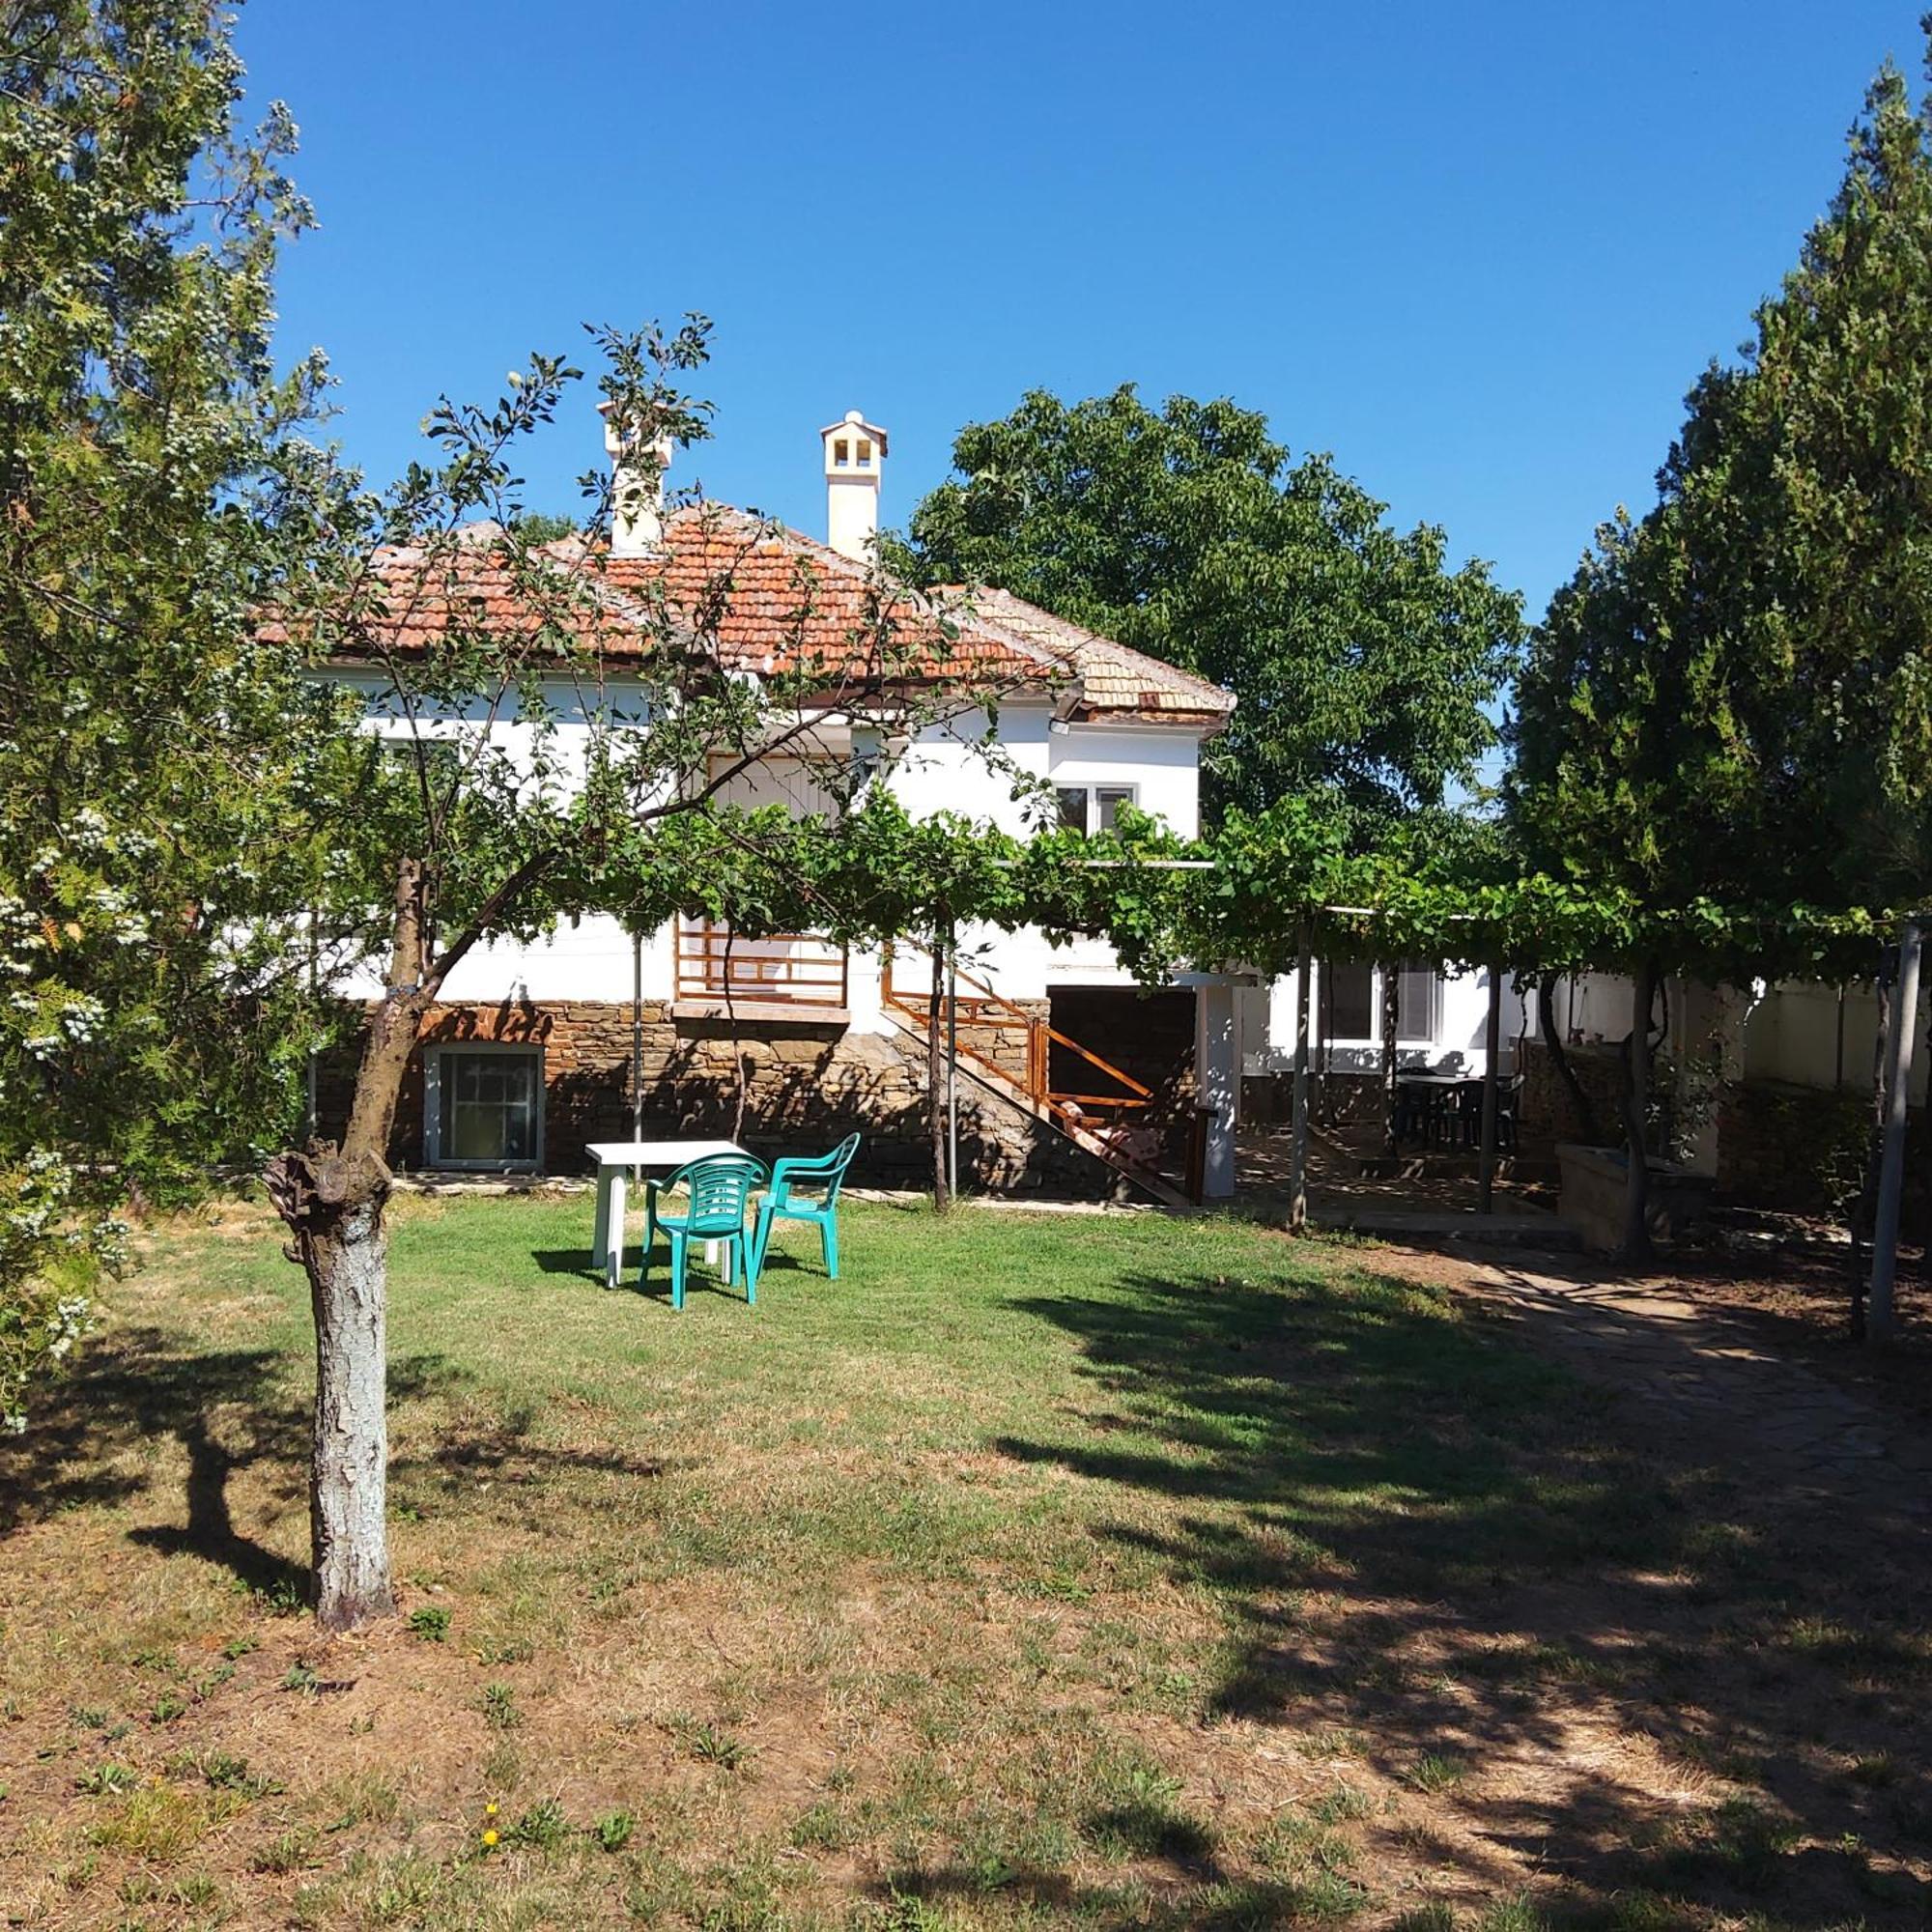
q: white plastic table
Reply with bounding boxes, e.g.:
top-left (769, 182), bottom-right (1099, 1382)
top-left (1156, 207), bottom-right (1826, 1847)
top-left (588, 1139), bottom-right (749, 1288)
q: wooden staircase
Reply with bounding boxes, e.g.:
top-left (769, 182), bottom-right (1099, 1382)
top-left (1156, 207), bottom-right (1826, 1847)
top-left (881, 944), bottom-right (1198, 1210)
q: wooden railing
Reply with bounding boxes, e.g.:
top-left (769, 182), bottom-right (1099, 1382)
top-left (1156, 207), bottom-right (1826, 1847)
top-left (881, 943), bottom-right (1155, 1137)
top-left (674, 918), bottom-right (849, 1009)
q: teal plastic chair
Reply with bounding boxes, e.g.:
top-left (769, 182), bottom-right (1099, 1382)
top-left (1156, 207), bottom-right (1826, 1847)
top-left (639, 1152), bottom-right (768, 1309)
top-left (750, 1133), bottom-right (861, 1290)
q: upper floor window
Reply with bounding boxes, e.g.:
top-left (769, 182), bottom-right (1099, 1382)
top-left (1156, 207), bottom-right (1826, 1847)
top-left (1057, 783), bottom-right (1137, 836)
top-left (1320, 961), bottom-right (1441, 1044)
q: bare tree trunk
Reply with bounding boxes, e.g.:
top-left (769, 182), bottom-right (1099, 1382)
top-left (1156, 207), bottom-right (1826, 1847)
top-left (1615, 960), bottom-right (1659, 1264)
top-left (927, 930), bottom-right (951, 1214)
top-left (266, 855), bottom-right (428, 1632)
top-left (1380, 963), bottom-right (1400, 1155)
top-left (1850, 952), bottom-right (1893, 1339)
top-left (1868, 919), bottom-right (1921, 1345)
top-left (300, 1185), bottom-right (393, 1628)
top-left (722, 927), bottom-right (749, 1143)
top-left (1536, 976), bottom-right (1603, 1144)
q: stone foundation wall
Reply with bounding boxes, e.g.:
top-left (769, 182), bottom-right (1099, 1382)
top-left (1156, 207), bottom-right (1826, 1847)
top-left (314, 998), bottom-right (1117, 1195)
top-left (1242, 1068), bottom-right (1400, 1129)
top-left (1710, 1078), bottom-right (1932, 1234)
top-left (1520, 1037), bottom-right (1627, 1144)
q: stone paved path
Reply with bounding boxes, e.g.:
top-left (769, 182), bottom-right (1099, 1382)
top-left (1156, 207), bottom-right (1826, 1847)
top-left (1464, 1257), bottom-right (1932, 1516)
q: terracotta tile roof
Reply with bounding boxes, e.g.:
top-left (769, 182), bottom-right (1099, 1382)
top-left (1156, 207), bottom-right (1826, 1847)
top-left (258, 524), bottom-right (649, 659)
top-left (285, 507), bottom-right (1231, 728)
top-left (945, 586), bottom-right (1235, 726)
top-left (582, 504), bottom-right (1052, 689)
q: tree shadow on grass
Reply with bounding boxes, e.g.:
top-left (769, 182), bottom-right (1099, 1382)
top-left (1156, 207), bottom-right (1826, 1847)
top-left (995, 1266), bottom-right (1932, 1926)
top-left (877, 1863), bottom-right (1335, 1931)
top-left (0, 1324), bottom-right (662, 1601)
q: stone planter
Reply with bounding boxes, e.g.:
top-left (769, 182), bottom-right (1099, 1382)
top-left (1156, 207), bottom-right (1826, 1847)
top-left (1556, 1143), bottom-right (1716, 1255)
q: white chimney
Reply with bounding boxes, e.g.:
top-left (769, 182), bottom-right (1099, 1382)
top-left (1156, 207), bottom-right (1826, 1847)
top-left (821, 410), bottom-right (887, 560)
top-left (600, 402), bottom-right (672, 555)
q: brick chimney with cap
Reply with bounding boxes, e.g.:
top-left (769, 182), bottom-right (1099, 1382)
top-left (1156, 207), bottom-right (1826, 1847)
top-left (600, 401), bottom-right (672, 555)
top-left (821, 410), bottom-right (887, 561)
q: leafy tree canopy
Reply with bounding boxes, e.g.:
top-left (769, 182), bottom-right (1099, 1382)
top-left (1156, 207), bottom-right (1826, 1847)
top-left (890, 386), bottom-right (1524, 830)
top-left (0, 0), bottom-right (355, 1423)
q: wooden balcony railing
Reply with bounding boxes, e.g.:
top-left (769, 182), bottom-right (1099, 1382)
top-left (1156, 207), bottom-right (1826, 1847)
top-left (674, 918), bottom-right (849, 1012)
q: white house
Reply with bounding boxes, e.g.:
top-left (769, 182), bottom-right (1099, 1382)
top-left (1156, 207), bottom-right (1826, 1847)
top-left (1242, 960), bottom-right (1535, 1087)
top-left (315, 409), bottom-right (1241, 1201)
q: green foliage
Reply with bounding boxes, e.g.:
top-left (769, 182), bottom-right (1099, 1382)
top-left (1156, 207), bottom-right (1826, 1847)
top-left (894, 384), bottom-right (1523, 825)
top-left (0, 0), bottom-right (364, 1424)
top-left (593, 1808), bottom-right (635, 1853)
top-left (1401, 1751), bottom-right (1466, 1794)
top-left (508, 1796), bottom-right (569, 1849)
top-left (479, 1681), bottom-right (520, 1730)
top-left (0, 1152), bottom-right (106, 1432)
top-left (666, 1715), bottom-right (750, 1769)
top-left (405, 1605), bottom-right (450, 1643)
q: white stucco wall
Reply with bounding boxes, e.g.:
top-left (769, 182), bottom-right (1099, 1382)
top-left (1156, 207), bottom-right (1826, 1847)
top-left (329, 681), bottom-right (1212, 1012)
top-left (1520, 969), bottom-right (1928, 1108)
top-left (1247, 962), bottom-right (1532, 1079)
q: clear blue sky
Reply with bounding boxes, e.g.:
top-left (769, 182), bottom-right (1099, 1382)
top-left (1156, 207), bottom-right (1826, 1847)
top-left (237, 0), bottom-right (1920, 620)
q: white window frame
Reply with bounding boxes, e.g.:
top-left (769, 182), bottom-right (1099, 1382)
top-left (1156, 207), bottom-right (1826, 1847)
top-left (424, 1042), bottom-right (545, 1173)
top-left (1055, 781), bottom-right (1139, 836)
top-left (1392, 964), bottom-right (1440, 1046)
top-left (1316, 961), bottom-right (1442, 1047)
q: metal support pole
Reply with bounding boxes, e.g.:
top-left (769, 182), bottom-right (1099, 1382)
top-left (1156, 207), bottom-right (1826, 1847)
top-left (1478, 962), bottom-right (1503, 1215)
top-left (631, 928), bottom-right (645, 1139)
top-left (1869, 918), bottom-right (1921, 1344)
top-left (947, 945), bottom-right (959, 1200)
top-left (1290, 928), bottom-right (1312, 1232)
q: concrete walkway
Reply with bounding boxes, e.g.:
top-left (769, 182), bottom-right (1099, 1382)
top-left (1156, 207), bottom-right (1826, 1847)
top-left (1465, 1257), bottom-right (1932, 1516)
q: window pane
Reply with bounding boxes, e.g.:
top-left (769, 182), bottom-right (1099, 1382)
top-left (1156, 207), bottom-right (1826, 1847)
top-left (1396, 965), bottom-right (1437, 1041)
top-left (1094, 786), bottom-right (1135, 832)
top-left (1056, 786), bottom-right (1090, 835)
top-left (1324, 962), bottom-right (1374, 1039)
top-left (437, 1051), bottom-right (538, 1165)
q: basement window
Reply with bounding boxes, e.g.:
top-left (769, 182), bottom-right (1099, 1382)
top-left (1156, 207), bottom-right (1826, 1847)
top-left (425, 1045), bottom-right (543, 1171)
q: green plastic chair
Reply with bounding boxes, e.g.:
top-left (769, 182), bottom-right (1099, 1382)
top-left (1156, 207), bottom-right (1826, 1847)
top-left (749, 1133), bottom-right (861, 1290)
top-left (639, 1152), bottom-right (768, 1309)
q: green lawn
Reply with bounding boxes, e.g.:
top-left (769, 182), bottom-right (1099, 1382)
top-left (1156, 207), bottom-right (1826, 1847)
top-left (0, 1194), bottom-right (1926, 1928)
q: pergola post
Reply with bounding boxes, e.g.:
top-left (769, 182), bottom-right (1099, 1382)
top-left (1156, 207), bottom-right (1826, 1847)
top-left (631, 926), bottom-right (645, 1139)
top-left (1869, 917), bottom-right (1922, 1344)
top-left (1193, 981), bottom-right (1238, 1201)
top-left (1478, 960), bottom-right (1502, 1214)
top-left (1290, 927), bottom-right (1312, 1231)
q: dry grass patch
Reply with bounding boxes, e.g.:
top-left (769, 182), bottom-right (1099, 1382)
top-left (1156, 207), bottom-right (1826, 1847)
top-left (0, 1194), bottom-right (1928, 1926)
